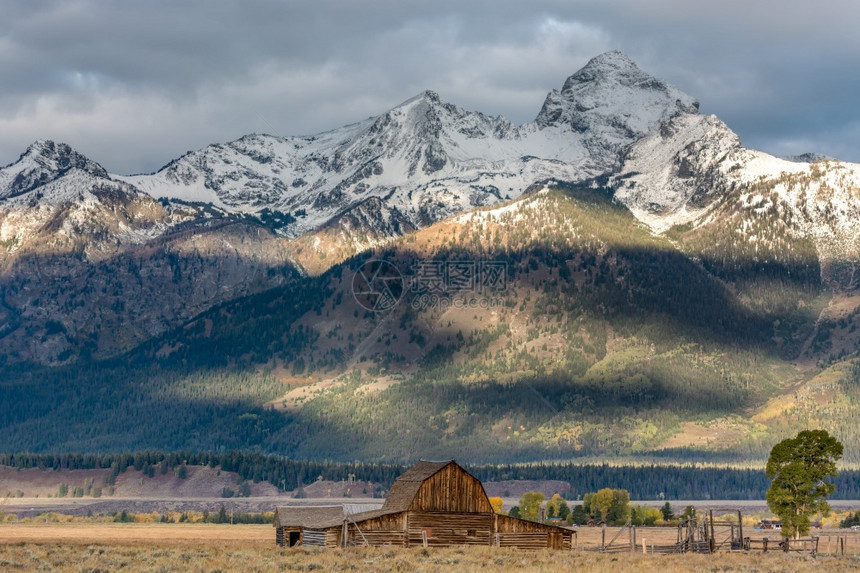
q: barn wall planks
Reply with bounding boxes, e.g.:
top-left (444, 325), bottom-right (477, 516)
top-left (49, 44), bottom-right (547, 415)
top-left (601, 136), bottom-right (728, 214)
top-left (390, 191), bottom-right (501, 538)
top-left (494, 532), bottom-right (569, 549)
top-left (496, 532), bottom-right (551, 549)
top-left (495, 514), bottom-right (573, 549)
top-left (408, 511), bottom-right (493, 546)
top-left (349, 530), bottom-right (408, 546)
top-left (356, 512), bottom-right (406, 532)
top-left (343, 512), bottom-right (410, 546)
top-left (325, 527), bottom-right (342, 547)
top-left (302, 529), bottom-right (326, 547)
top-left (409, 464), bottom-right (494, 514)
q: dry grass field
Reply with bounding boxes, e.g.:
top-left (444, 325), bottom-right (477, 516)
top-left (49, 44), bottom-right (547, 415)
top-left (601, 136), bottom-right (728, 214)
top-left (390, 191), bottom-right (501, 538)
top-left (0, 522), bottom-right (273, 546)
top-left (1, 523), bottom-right (860, 572)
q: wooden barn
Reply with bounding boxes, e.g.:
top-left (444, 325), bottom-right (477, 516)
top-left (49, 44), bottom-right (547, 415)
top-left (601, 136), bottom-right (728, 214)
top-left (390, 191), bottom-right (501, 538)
top-left (274, 460), bottom-right (574, 550)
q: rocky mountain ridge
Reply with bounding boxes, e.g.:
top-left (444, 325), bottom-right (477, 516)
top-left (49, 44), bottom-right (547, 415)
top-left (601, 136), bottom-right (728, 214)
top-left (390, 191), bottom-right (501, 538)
top-left (114, 51), bottom-right (701, 235)
top-left (0, 51), bottom-right (858, 365)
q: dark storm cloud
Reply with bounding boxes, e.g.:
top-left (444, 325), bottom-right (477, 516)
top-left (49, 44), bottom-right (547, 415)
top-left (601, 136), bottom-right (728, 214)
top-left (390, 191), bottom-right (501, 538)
top-left (1, 0), bottom-right (858, 173)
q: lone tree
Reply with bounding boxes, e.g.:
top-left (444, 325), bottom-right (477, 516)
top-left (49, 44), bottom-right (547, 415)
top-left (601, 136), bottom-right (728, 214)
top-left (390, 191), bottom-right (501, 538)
top-left (587, 488), bottom-right (630, 525)
top-left (765, 429), bottom-right (843, 539)
top-left (517, 491), bottom-right (546, 522)
top-left (660, 502), bottom-right (674, 521)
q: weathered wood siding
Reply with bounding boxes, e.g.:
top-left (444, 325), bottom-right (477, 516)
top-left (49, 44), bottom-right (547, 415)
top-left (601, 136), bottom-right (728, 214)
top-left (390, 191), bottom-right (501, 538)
top-left (302, 529), bottom-right (327, 547)
top-left (409, 464), bottom-right (493, 513)
top-left (495, 531), bottom-right (570, 549)
top-left (407, 512), bottom-right (493, 546)
top-left (495, 514), bottom-right (554, 533)
top-left (494, 514), bottom-right (573, 550)
top-left (348, 529), bottom-right (408, 546)
top-left (325, 527), bottom-right (342, 547)
top-left (345, 512), bottom-right (408, 546)
top-left (355, 512), bottom-right (406, 532)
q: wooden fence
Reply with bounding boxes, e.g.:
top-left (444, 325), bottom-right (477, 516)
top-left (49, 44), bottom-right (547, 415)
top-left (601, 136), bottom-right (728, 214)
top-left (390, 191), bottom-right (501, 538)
top-left (595, 510), bottom-right (829, 556)
top-left (744, 536), bottom-right (818, 554)
top-left (745, 535), bottom-right (857, 557)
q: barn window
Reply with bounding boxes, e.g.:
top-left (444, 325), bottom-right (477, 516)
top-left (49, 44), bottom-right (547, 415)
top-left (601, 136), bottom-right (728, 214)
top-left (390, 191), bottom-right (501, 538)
top-left (467, 529), bottom-right (477, 537)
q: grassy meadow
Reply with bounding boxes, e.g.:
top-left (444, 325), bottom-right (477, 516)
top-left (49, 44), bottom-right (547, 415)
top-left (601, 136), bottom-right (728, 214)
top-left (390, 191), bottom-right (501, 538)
top-left (2, 523), bottom-right (860, 572)
top-left (1, 541), bottom-right (858, 572)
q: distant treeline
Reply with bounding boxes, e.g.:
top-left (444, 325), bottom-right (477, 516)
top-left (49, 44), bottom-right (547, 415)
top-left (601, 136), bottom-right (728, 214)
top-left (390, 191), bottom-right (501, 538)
top-left (1, 451), bottom-right (858, 500)
top-left (467, 463), bottom-right (860, 500)
top-left (0, 451), bottom-right (403, 492)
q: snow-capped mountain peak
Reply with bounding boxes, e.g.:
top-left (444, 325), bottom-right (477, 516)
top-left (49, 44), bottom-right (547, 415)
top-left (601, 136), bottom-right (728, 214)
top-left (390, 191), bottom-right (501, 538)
top-left (108, 51), bottom-right (707, 236)
top-left (6, 52), bottom-right (854, 270)
top-left (0, 139), bottom-right (109, 199)
top-left (536, 51), bottom-right (699, 138)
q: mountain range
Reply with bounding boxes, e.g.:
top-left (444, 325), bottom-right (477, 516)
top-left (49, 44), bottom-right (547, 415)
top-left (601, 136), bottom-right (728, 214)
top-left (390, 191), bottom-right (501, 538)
top-left (0, 52), bottom-right (858, 463)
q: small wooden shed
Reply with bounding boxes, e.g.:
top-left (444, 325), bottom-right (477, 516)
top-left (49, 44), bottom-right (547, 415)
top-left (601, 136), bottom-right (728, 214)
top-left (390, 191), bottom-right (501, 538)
top-left (274, 505), bottom-right (345, 547)
top-left (275, 459), bottom-right (574, 550)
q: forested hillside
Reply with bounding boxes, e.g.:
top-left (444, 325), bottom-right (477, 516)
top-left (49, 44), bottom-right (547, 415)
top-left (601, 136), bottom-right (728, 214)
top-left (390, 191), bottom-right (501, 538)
top-left (2, 185), bottom-right (859, 463)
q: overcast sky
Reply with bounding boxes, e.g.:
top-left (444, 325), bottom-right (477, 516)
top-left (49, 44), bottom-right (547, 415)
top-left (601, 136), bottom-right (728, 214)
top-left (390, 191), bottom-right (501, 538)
top-left (1, 0), bottom-right (858, 174)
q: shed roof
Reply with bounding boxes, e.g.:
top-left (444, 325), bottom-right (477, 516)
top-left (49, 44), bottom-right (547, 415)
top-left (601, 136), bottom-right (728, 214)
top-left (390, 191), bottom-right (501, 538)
top-left (274, 505), bottom-right (405, 530)
top-left (274, 505), bottom-right (345, 529)
top-left (381, 459), bottom-right (454, 512)
top-left (347, 507), bottom-right (404, 523)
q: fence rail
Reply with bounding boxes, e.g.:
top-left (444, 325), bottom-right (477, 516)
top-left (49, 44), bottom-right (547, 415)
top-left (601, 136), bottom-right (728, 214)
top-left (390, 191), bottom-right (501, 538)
top-left (744, 536), bottom-right (818, 554)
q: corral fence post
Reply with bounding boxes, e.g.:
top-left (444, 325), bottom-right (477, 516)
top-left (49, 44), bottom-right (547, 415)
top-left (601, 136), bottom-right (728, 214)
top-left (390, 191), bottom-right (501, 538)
top-left (709, 510), bottom-right (715, 554)
top-left (737, 510), bottom-right (743, 550)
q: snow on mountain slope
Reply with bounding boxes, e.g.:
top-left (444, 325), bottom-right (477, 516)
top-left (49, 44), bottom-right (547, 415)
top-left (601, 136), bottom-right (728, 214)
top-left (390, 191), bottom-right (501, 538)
top-left (610, 108), bottom-right (860, 289)
top-left (117, 51), bottom-right (701, 237)
top-left (0, 140), bottom-right (109, 200)
top-left (534, 50), bottom-right (698, 171)
top-left (611, 113), bottom-right (743, 231)
top-left (760, 158), bottom-right (860, 288)
top-left (0, 141), bottom-right (171, 258)
top-left (4, 52), bottom-right (858, 279)
top-left (0, 140), bottom-right (300, 364)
